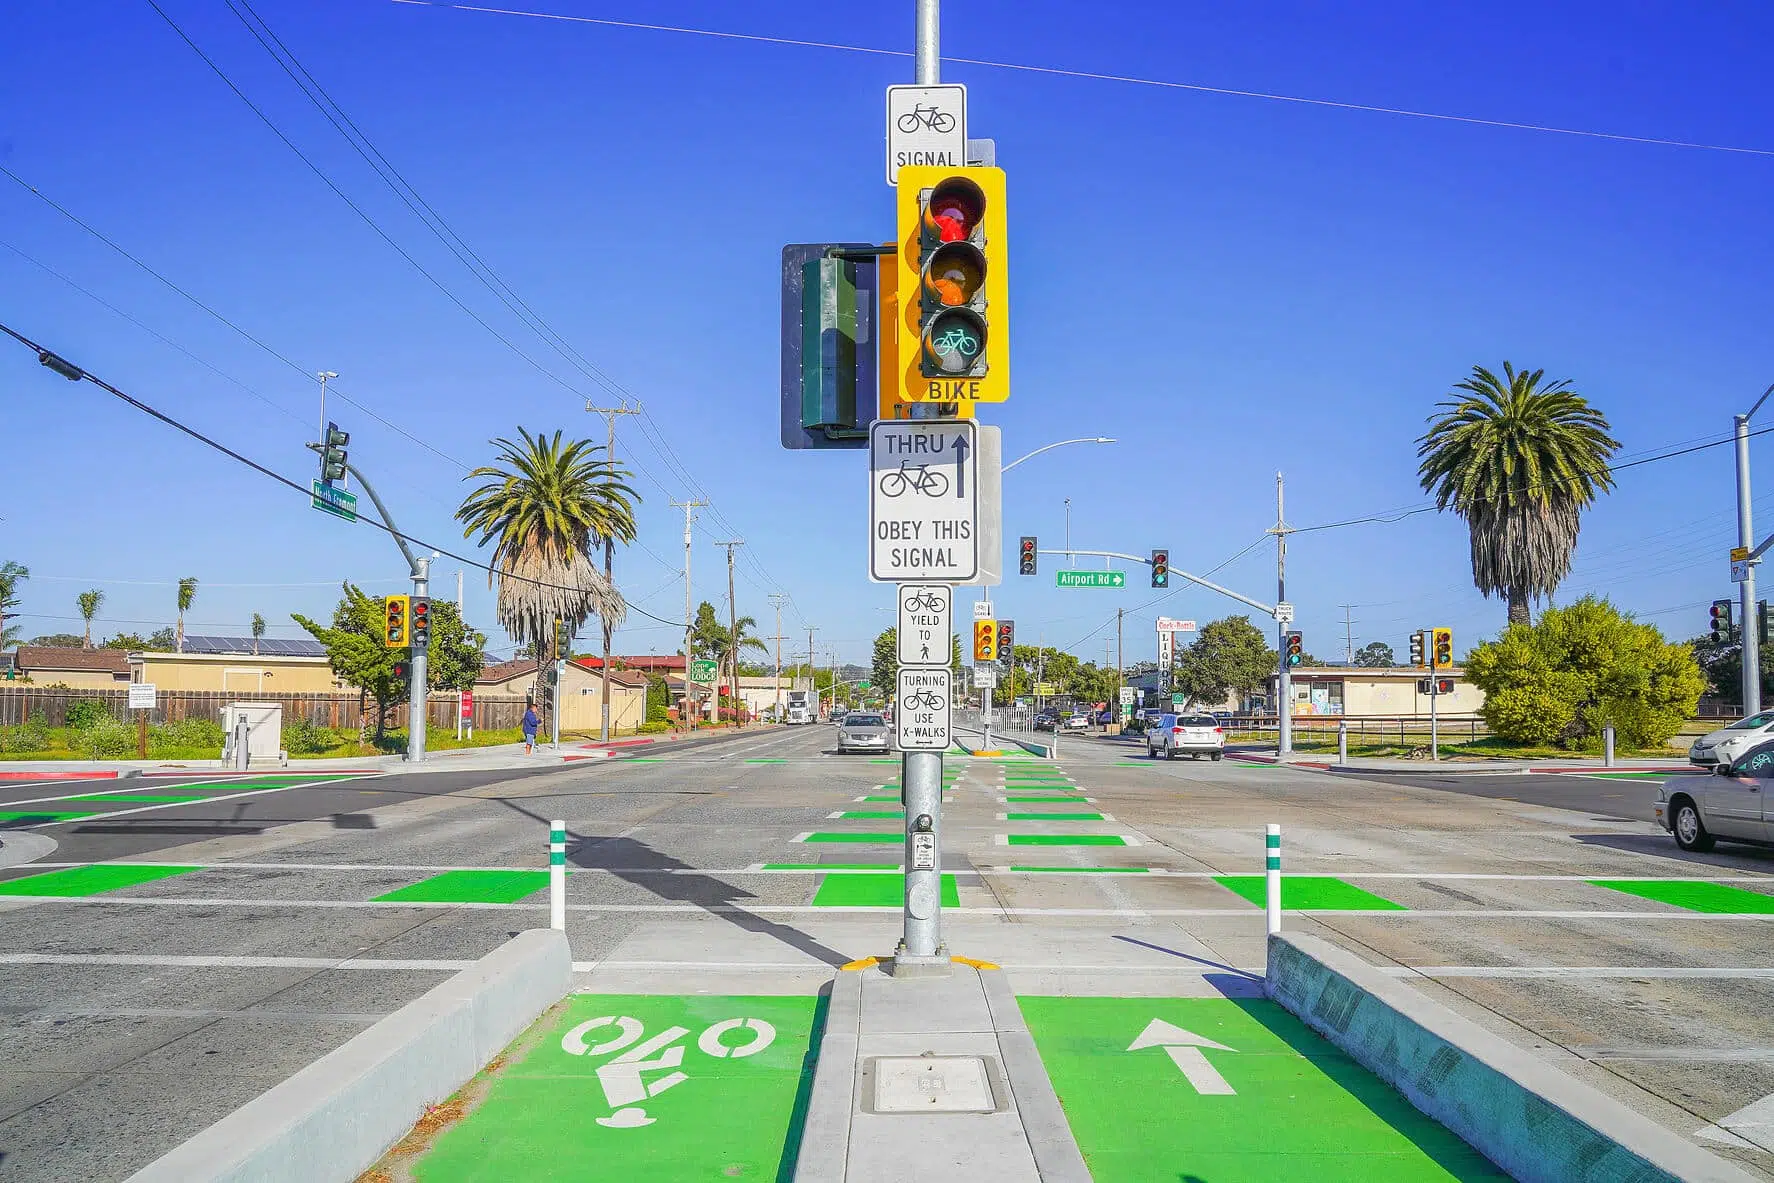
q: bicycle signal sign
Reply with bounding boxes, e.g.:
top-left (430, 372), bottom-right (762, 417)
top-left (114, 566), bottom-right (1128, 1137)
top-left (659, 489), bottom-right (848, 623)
top-left (886, 84), bottom-right (966, 185)
top-left (870, 420), bottom-right (979, 582)
top-left (896, 667), bottom-right (952, 750)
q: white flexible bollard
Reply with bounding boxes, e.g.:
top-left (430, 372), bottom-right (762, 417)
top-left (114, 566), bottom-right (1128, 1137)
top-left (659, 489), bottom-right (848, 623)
top-left (1265, 823), bottom-right (1282, 936)
top-left (550, 820), bottom-right (567, 931)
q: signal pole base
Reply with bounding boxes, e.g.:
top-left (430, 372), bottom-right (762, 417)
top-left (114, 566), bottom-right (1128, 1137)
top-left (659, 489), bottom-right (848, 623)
top-left (888, 946), bottom-right (954, 978)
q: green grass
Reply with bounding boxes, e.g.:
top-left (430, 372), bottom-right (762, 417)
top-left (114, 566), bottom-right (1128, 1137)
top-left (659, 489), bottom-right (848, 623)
top-left (1213, 876), bottom-right (1406, 911)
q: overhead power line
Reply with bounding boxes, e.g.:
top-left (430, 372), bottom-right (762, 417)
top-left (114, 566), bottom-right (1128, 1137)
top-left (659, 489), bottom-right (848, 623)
top-left (390, 0), bottom-right (1774, 159)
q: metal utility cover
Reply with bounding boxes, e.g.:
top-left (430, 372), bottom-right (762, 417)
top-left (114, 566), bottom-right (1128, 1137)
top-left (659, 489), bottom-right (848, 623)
top-left (870, 420), bottom-right (979, 582)
top-left (897, 584), bottom-right (951, 667)
top-left (871, 1055), bottom-right (995, 1113)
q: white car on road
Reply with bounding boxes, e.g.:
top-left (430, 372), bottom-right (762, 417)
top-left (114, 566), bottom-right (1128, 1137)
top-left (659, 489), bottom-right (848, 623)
top-left (1147, 713), bottom-right (1225, 761)
top-left (1657, 741), bottom-right (1774, 851)
top-left (1688, 710), bottom-right (1774, 768)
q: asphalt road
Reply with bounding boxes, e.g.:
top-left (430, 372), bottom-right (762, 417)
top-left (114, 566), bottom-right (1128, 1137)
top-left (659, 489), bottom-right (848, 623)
top-left (4, 727), bottom-right (1773, 1180)
top-left (1328, 767), bottom-right (1681, 823)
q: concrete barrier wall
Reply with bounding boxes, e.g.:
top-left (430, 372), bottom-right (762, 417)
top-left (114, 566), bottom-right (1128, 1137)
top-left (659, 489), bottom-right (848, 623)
top-left (1266, 933), bottom-right (1757, 1183)
top-left (126, 928), bottom-right (573, 1183)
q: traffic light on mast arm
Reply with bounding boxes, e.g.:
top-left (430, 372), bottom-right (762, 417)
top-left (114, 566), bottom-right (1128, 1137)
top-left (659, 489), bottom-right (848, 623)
top-left (1408, 630), bottom-right (1426, 668)
top-left (973, 619), bottom-right (998, 663)
top-left (1431, 627), bottom-right (1453, 669)
top-left (1019, 536), bottom-right (1037, 576)
top-left (1285, 632), bottom-right (1302, 666)
top-left (1711, 599), bottom-right (1734, 643)
top-left (895, 165), bottom-right (1009, 407)
top-left (384, 594), bottom-right (409, 648)
top-left (319, 422), bottom-right (349, 485)
top-left (1150, 549), bottom-right (1169, 589)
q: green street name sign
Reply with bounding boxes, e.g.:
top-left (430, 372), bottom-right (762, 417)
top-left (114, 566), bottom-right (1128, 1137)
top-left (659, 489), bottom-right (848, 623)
top-left (310, 480), bottom-right (358, 523)
top-left (1056, 570), bottom-right (1125, 589)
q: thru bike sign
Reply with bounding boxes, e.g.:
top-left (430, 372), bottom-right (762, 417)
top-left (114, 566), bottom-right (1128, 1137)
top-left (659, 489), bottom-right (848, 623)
top-left (870, 420), bottom-right (979, 582)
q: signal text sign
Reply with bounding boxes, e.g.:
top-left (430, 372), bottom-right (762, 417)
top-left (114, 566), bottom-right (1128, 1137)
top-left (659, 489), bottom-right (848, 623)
top-left (885, 85), bottom-right (967, 185)
top-left (869, 421), bottom-right (979, 582)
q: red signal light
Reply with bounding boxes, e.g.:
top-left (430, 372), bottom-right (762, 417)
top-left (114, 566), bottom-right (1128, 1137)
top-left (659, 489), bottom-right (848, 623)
top-left (923, 178), bottom-right (985, 243)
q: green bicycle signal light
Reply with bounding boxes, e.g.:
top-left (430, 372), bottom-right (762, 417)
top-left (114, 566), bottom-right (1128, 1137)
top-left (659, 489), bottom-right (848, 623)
top-left (895, 166), bottom-right (1009, 406)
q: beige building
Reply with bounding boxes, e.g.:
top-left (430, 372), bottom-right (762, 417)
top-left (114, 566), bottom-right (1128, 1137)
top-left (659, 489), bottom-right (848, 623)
top-left (476, 657), bottom-right (649, 733)
top-left (12, 646), bottom-right (131, 689)
top-left (1267, 665), bottom-right (1484, 718)
top-left (131, 650), bottom-right (345, 694)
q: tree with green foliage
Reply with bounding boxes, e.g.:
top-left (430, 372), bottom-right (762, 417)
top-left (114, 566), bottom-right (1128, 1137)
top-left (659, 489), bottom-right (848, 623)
top-left (101, 632), bottom-right (175, 652)
top-left (76, 589), bottom-right (103, 648)
top-left (293, 583), bottom-right (485, 740)
top-left (873, 627), bottom-right (897, 699)
top-left (0, 561), bottom-right (27, 650)
top-left (1464, 596), bottom-right (1704, 750)
top-left (1171, 615), bottom-right (1275, 707)
top-left (1353, 640), bottom-right (1395, 668)
top-left (1687, 632), bottom-right (1768, 708)
top-left (689, 601), bottom-right (723, 661)
top-left (29, 633), bottom-right (83, 648)
top-left (175, 577), bottom-right (199, 652)
top-left (251, 613), bottom-right (267, 655)
top-left (1417, 363), bottom-right (1620, 626)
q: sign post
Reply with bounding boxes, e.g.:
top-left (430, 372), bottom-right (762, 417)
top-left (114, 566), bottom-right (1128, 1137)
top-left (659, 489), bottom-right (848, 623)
top-left (128, 682), bottom-right (156, 760)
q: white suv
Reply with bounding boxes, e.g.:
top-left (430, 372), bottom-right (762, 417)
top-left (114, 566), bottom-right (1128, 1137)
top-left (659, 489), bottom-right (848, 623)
top-left (1147, 713), bottom-right (1225, 761)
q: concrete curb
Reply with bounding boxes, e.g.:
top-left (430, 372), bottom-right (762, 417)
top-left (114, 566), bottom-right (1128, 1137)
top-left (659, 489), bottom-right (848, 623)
top-left (793, 972), bottom-right (860, 1182)
top-left (1266, 933), bottom-right (1759, 1183)
top-left (124, 928), bottom-right (573, 1183)
top-left (979, 968), bottom-right (1091, 1182)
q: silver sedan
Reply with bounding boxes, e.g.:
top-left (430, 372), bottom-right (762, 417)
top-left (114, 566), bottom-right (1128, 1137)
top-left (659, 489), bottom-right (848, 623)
top-left (837, 713), bottom-right (891, 753)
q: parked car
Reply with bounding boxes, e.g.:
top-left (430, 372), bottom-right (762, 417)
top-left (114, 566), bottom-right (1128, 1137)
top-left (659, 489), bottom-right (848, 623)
top-left (1657, 741), bottom-right (1774, 851)
top-left (1688, 710), bottom-right (1774, 768)
top-left (836, 712), bottom-right (891, 754)
top-left (1147, 713), bottom-right (1225, 760)
top-left (1033, 712), bottom-right (1058, 732)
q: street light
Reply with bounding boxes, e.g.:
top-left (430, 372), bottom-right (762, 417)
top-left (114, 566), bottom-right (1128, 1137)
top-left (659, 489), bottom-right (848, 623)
top-left (316, 371), bottom-right (338, 444)
top-left (1002, 436), bottom-right (1116, 473)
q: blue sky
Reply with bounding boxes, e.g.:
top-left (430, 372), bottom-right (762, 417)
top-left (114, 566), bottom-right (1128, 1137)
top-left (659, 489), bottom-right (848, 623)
top-left (3, 1), bottom-right (1771, 668)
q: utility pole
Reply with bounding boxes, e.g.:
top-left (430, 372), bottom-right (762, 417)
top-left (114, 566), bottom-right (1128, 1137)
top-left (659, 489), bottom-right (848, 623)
top-left (1270, 473), bottom-right (1294, 755)
top-left (1116, 608), bottom-right (1124, 731)
top-left (588, 401), bottom-right (641, 742)
top-left (769, 592), bottom-right (788, 722)
top-left (714, 540), bottom-right (744, 725)
top-left (1736, 392), bottom-right (1774, 716)
top-left (672, 499), bottom-right (705, 728)
top-left (806, 626), bottom-right (818, 698)
top-left (1341, 604), bottom-right (1355, 665)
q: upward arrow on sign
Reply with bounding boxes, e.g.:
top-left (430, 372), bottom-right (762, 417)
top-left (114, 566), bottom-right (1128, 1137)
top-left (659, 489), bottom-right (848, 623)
top-left (1128, 1019), bottom-right (1237, 1095)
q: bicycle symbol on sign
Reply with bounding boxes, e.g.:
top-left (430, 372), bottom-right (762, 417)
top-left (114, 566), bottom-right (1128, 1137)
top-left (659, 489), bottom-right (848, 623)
top-left (901, 688), bottom-right (947, 713)
top-left (897, 104), bottom-right (956, 134)
top-left (560, 1013), bottom-right (777, 1129)
top-left (902, 588), bottom-right (946, 615)
top-left (879, 461), bottom-right (950, 499)
top-left (931, 325), bottom-right (980, 360)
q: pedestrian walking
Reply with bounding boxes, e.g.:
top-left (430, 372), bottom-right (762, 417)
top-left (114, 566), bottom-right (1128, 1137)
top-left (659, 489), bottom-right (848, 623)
top-left (522, 703), bottom-right (540, 755)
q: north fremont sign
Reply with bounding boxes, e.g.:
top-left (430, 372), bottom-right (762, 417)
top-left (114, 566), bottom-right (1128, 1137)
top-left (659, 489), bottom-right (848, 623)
top-left (869, 420), bottom-right (978, 582)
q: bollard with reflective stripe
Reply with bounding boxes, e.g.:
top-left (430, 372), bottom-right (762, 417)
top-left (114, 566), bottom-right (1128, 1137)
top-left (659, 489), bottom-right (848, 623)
top-left (550, 820), bottom-right (567, 932)
top-left (1265, 823), bottom-right (1281, 936)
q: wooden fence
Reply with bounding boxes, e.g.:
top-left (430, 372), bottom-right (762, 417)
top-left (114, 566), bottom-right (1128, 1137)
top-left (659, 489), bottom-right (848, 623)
top-left (0, 687), bottom-right (529, 732)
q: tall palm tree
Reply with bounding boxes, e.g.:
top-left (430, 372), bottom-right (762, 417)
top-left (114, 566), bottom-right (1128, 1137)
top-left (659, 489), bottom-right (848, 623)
top-left (76, 588), bottom-right (104, 648)
top-left (251, 612), bottom-right (266, 655)
top-left (455, 429), bottom-right (639, 686)
top-left (175, 576), bottom-right (199, 652)
top-left (0, 561), bottom-right (27, 651)
top-left (1417, 363), bottom-right (1620, 626)
top-left (720, 614), bottom-right (768, 716)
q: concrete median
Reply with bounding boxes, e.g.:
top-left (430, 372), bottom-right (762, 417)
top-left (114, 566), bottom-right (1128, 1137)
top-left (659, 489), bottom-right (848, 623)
top-left (125, 928), bottom-right (573, 1183)
top-left (1266, 932), bottom-right (1758, 1183)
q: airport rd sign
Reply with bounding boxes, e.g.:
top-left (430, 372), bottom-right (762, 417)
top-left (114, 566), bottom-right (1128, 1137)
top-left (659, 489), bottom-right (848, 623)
top-left (870, 420), bottom-right (978, 582)
top-left (898, 584), bottom-right (952, 667)
top-left (1056, 570), bottom-right (1124, 589)
top-left (896, 668), bottom-right (952, 751)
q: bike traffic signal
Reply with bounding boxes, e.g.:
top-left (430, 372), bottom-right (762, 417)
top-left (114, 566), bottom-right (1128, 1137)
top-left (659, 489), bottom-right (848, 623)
top-left (1019, 536), bottom-right (1037, 576)
top-left (384, 594), bottom-right (409, 649)
top-left (1711, 599), bottom-right (1734, 643)
top-left (997, 619), bottom-right (1014, 660)
top-left (319, 422), bottom-right (349, 485)
top-left (1431, 627), bottom-right (1453, 669)
top-left (973, 618), bottom-right (998, 663)
top-left (1408, 630), bottom-right (1426, 668)
top-left (1150, 549), bottom-right (1169, 589)
top-left (895, 165), bottom-right (1009, 407)
top-left (1285, 632), bottom-right (1302, 667)
top-left (409, 597), bottom-right (431, 650)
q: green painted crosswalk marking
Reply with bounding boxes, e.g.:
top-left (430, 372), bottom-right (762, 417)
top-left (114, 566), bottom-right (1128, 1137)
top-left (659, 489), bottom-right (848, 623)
top-left (1022, 997), bottom-right (1506, 1181)
top-left (1213, 876), bottom-right (1405, 911)
top-left (761, 862), bottom-right (900, 871)
top-left (58, 794), bottom-right (210, 805)
top-left (409, 994), bottom-right (820, 1182)
top-left (1006, 811), bottom-right (1104, 821)
top-left (812, 872), bottom-right (959, 907)
top-left (1008, 835), bottom-right (1128, 847)
top-left (800, 832), bottom-right (901, 845)
top-left (1005, 794), bottom-right (1086, 802)
top-left (1232, 762), bottom-right (1272, 769)
top-left (0, 809), bottom-right (103, 824)
top-left (834, 810), bottom-right (904, 820)
top-left (626, 757), bottom-right (664, 762)
top-left (1009, 865), bottom-right (1150, 873)
top-left (1581, 771), bottom-right (1668, 780)
top-left (1591, 879), bottom-right (1774, 913)
top-left (1113, 761), bottom-right (1148, 766)
top-left (0, 864), bottom-right (200, 896)
top-left (375, 870), bottom-right (551, 904)
top-left (745, 758), bottom-right (789, 764)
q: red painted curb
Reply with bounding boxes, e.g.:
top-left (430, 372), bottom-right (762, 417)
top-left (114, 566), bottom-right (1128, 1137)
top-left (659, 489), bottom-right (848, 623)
top-left (0, 769), bottom-right (118, 780)
top-left (140, 769), bottom-right (380, 777)
top-left (577, 736), bottom-right (658, 750)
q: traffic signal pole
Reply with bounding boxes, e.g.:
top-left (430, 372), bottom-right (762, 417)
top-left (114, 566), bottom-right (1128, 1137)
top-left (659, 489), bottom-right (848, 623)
top-left (1737, 406), bottom-right (1762, 716)
top-left (1273, 473), bottom-right (1293, 755)
top-left (343, 462), bottom-right (429, 764)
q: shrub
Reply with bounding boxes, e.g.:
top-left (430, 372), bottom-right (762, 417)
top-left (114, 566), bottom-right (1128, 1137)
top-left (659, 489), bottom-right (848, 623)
top-left (147, 718), bottom-right (225, 756)
top-left (636, 719), bottom-right (670, 734)
top-left (64, 698), bottom-right (112, 730)
top-left (0, 717), bottom-right (51, 754)
top-left (82, 715), bottom-right (135, 759)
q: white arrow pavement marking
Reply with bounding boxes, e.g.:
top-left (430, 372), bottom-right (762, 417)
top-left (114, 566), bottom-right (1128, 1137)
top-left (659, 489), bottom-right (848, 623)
top-left (1695, 1090), bottom-right (1774, 1152)
top-left (1128, 1018), bottom-right (1237, 1095)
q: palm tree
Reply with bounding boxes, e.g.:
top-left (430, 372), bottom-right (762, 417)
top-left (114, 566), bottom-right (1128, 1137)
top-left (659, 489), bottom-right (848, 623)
top-left (1417, 363), bottom-right (1620, 626)
top-left (76, 588), bottom-right (104, 648)
top-left (720, 614), bottom-right (768, 717)
top-left (455, 429), bottom-right (639, 687)
top-left (175, 577), bottom-right (199, 652)
top-left (251, 612), bottom-right (266, 655)
top-left (0, 561), bottom-right (27, 651)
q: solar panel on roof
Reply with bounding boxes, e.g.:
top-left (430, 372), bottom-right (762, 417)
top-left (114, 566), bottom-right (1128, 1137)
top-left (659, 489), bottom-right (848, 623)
top-left (172, 635), bottom-right (325, 656)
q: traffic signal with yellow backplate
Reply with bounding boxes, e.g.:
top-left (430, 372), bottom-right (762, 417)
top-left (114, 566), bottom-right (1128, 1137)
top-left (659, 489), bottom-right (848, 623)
top-left (894, 165), bottom-right (1009, 408)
